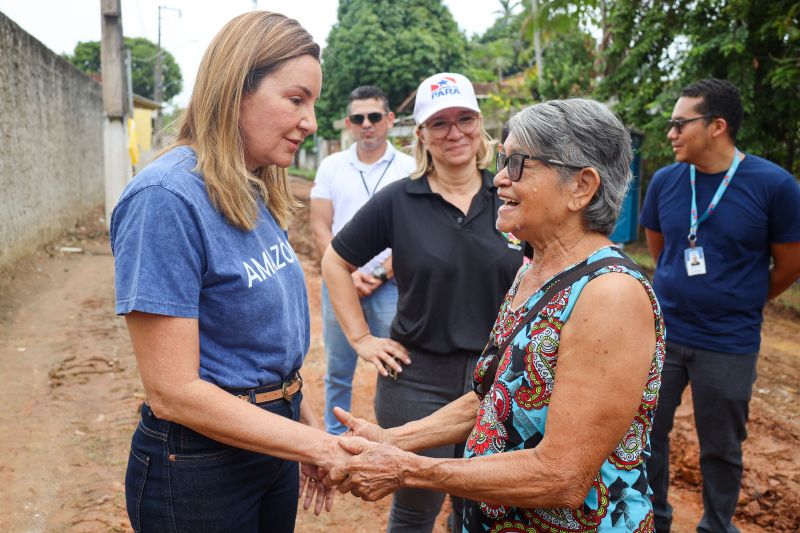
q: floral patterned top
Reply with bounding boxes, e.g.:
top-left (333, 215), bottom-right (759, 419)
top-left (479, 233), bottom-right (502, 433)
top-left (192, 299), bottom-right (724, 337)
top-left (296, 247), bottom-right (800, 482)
top-left (463, 246), bottom-right (666, 532)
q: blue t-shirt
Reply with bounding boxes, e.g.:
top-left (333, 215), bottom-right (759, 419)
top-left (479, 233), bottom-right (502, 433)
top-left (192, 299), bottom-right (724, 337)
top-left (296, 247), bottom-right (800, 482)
top-left (110, 146), bottom-right (310, 388)
top-left (639, 154), bottom-right (800, 353)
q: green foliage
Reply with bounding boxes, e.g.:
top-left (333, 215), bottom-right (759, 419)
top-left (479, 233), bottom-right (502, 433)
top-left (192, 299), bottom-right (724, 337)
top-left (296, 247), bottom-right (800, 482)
top-left (160, 106), bottom-right (185, 136)
top-left (466, 0), bottom-right (798, 179)
top-left (65, 37), bottom-right (183, 102)
top-left (468, 1), bottom-right (598, 98)
top-left (464, 38), bottom-right (518, 83)
top-left (315, 0), bottom-right (799, 174)
top-left (539, 30), bottom-right (596, 100)
top-left (774, 281), bottom-right (800, 315)
top-left (316, 0), bottom-right (468, 138)
top-left (65, 40), bottom-right (101, 73)
top-left (288, 167), bottom-right (317, 181)
top-left (597, 0), bottom-right (800, 175)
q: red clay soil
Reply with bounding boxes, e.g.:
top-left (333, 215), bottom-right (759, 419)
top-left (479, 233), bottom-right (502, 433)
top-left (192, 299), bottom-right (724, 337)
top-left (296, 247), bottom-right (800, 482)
top-left (0, 177), bottom-right (796, 532)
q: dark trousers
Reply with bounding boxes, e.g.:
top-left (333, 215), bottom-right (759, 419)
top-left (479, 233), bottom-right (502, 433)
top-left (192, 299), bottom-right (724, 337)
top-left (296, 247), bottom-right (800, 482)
top-left (374, 350), bottom-right (479, 533)
top-left (647, 341), bottom-right (757, 533)
top-left (126, 394), bottom-right (302, 533)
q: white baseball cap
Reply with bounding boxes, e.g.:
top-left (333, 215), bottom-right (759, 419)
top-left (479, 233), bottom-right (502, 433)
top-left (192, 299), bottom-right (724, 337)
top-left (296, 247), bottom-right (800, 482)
top-left (413, 72), bottom-right (481, 125)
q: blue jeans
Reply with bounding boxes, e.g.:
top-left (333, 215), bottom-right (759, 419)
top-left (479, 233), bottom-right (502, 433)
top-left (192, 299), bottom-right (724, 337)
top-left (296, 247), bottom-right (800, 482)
top-left (125, 394), bottom-right (302, 532)
top-left (322, 280), bottom-right (397, 434)
top-left (647, 341), bottom-right (757, 533)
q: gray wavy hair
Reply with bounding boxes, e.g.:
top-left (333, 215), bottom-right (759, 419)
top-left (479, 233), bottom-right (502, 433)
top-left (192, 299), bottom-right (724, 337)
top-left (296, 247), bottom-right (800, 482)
top-left (507, 98), bottom-right (633, 235)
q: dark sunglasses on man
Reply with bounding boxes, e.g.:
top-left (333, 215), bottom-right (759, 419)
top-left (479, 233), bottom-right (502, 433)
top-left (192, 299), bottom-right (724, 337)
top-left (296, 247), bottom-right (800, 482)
top-left (349, 112), bottom-right (388, 125)
top-left (496, 152), bottom-right (583, 182)
top-left (665, 114), bottom-right (712, 134)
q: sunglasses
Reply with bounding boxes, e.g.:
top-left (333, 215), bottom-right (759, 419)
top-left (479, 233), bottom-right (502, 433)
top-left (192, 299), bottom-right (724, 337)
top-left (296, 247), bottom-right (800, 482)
top-left (349, 112), bottom-right (387, 125)
top-left (420, 114), bottom-right (479, 139)
top-left (496, 152), bottom-right (583, 182)
top-left (666, 115), bottom-right (712, 134)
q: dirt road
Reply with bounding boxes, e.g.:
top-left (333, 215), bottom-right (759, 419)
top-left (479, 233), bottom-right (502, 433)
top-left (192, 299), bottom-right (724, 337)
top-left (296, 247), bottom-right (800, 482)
top-left (0, 178), bottom-right (797, 532)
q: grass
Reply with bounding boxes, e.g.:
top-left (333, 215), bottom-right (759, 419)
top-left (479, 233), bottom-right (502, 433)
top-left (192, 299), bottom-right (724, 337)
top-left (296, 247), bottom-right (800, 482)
top-left (288, 167), bottom-right (316, 180)
top-left (620, 243), bottom-right (655, 272)
top-left (775, 282), bottom-right (800, 314)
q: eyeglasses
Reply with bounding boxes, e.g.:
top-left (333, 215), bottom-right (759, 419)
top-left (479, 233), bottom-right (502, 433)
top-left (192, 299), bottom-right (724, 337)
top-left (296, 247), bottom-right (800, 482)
top-left (496, 152), bottom-right (583, 182)
top-left (420, 114), bottom-right (479, 139)
top-left (349, 112), bottom-right (387, 125)
top-left (666, 115), bottom-right (712, 134)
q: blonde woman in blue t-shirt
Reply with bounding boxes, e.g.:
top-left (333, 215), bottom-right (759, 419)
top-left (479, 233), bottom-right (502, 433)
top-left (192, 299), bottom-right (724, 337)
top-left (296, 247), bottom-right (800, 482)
top-left (111, 12), bottom-right (363, 532)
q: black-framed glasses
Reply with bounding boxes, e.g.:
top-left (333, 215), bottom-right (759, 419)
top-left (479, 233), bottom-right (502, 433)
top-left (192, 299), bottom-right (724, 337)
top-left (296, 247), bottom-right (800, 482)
top-left (666, 115), bottom-right (712, 134)
top-left (496, 152), bottom-right (583, 182)
top-left (349, 112), bottom-right (387, 125)
top-left (420, 113), bottom-right (479, 139)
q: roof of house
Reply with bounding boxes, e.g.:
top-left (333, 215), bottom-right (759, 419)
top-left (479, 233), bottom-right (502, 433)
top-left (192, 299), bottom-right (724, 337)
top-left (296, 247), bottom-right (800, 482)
top-left (133, 94), bottom-right (161, 110)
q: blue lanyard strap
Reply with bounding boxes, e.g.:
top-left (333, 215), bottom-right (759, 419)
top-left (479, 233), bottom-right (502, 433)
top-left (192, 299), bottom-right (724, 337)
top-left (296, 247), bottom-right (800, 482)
top-left (688, 148), bottom-right (741, 246)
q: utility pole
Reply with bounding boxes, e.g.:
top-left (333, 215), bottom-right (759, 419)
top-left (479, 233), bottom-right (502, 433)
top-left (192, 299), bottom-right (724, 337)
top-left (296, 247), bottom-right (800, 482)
top-left (531, 0), bottom-right (543, 95)
top-left (154, 5), bottom-right (180, 147)
top-left (100, 0), bottom-right (131, 228)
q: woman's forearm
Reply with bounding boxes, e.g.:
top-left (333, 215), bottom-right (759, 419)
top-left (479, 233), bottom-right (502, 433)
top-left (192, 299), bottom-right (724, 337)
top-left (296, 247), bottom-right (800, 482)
top-left (402, 446), bottom-right (586, 510)
top-left (321, 247), bottom-right (371, 344)
top-left (389, 392), bottom-right (479, 452)
top-left (150, 377), bottom-right (344, 468)
top-left (127, 312), bottom-right (345, 471)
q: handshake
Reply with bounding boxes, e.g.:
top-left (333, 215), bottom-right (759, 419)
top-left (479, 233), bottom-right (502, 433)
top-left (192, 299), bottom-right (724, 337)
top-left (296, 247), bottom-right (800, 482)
top-left (298, 406), bottom-right (411, 515)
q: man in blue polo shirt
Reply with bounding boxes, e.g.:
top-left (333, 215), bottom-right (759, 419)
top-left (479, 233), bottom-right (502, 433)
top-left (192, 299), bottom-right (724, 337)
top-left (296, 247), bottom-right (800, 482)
top-left (640, 78), bottom-right (800, 533)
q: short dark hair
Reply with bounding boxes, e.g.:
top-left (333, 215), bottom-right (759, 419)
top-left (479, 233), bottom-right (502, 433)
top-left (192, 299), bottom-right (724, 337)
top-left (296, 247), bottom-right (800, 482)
top-left (680, 78), bottom-right (743, 141)
top-left (347, 85), bottom-right (390, 114)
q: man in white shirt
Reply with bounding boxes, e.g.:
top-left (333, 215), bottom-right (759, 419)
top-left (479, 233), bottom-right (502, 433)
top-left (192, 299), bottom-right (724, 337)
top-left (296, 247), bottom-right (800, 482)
top-left (310, 86), bottom-right (415, 434)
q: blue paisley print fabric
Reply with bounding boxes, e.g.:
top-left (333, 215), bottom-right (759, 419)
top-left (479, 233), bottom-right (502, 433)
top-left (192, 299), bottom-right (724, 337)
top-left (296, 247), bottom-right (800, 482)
top-left (464, 247), bottom-right (666, 532)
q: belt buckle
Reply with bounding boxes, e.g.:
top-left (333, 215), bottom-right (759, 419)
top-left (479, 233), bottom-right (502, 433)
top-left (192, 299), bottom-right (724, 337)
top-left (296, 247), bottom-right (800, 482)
top-left (281, 373), bottom-right (303, 401)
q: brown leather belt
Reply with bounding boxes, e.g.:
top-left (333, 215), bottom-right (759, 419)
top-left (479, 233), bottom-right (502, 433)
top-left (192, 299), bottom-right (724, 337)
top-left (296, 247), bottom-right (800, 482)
top-left (235, 373), bottom-right (303, 405)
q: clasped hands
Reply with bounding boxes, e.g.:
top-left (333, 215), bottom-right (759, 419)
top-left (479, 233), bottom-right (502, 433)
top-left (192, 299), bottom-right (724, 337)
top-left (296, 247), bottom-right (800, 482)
top-left (299, 407), bottom-right (410, 513)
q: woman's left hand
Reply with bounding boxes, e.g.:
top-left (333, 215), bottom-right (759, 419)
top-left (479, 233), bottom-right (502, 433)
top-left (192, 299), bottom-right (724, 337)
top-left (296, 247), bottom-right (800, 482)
top-left (335, 437), bottom-right (410, 501)
top-left (299, 462), bottom-right (335, 514)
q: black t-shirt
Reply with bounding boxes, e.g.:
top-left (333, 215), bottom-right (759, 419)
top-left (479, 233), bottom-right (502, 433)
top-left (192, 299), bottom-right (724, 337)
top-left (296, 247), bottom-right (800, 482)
top-left (332, 170), bottom-right (525, 356)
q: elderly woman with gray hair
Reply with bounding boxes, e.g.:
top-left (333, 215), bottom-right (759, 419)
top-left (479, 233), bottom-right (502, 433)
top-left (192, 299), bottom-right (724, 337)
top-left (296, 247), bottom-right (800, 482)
top-left (328, 98), bottom-right (666, 531)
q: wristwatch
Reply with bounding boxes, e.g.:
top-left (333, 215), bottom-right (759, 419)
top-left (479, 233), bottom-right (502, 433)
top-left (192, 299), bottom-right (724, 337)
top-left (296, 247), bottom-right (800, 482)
top-left (371, 265), bottom-right (388, 283)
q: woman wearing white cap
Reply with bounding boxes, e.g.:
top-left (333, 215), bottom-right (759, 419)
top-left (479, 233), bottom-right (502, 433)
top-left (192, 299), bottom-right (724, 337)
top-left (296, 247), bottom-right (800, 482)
top-left (322, 72), bottom-right (526, 531)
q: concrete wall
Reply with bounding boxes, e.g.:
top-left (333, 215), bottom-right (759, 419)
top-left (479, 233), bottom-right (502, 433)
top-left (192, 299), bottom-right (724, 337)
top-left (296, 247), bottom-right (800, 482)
top-left (0, 12), bottom-right (104, 268)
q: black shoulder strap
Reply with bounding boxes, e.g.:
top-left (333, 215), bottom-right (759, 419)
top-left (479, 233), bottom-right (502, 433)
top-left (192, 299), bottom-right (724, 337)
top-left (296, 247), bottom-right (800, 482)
top-left (475, 251), bottom-right (648, 396)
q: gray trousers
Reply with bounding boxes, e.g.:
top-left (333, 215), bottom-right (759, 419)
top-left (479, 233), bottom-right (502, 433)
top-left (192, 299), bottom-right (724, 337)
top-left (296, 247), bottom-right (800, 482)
top-left (647, 341), bottom-right (758, 533)
top-left (374, 350), bottom-right (480, 533)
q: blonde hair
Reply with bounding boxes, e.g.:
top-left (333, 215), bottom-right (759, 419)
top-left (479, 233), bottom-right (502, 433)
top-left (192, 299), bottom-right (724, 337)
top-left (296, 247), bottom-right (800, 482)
top-left (172, 11), bottom-right (320, 230)
top-left (410, 117), bottom-right (495, 179)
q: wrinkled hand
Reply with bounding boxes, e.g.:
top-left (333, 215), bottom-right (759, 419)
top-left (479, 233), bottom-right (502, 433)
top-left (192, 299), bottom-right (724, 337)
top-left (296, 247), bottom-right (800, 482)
top-left (351, 270), bottom-right (381, 298)
top-left (299, 463), bottom-right (335, 515)
top-left (317, 434), bottom-right (366, 488)
top-left (334, 407), bottom-right (392, 445)
top-left (352, 335), bottom-right (410, 377)
top-left (335, 437), bottom-right (410, 501)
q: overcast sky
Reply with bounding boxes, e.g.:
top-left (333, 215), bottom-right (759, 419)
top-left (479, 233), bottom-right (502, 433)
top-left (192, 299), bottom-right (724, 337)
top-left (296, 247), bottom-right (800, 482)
top-left (0, 0), bottom-right (512, 108)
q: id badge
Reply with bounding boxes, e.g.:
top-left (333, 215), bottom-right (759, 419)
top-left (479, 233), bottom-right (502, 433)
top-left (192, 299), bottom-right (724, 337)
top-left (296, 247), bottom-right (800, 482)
top-left (684, 246), bottom-right (707, 276)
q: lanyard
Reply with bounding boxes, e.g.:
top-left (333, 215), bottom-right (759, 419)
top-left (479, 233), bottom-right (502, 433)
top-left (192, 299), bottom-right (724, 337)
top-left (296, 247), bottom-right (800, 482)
top-left (688, 148), bottom-right (741, 247)
top-left (358, 154), bottom-right (395, 198)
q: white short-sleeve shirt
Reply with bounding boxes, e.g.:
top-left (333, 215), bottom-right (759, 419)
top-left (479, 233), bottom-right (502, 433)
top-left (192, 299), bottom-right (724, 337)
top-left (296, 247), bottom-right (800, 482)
top-left (310, 142), bottom-right (415, 273)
